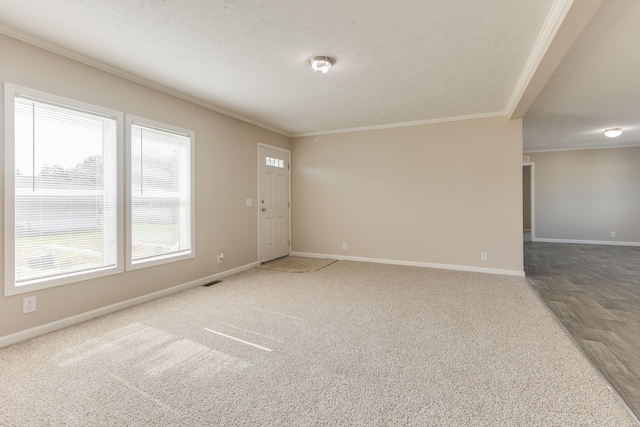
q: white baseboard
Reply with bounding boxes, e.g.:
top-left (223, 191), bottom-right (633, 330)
top-left (532, 238), bottom-right (640, 247)
top-left (291, 251), bottom-right (525, 277)
top-left (0, 261), bottom-right (258, 348)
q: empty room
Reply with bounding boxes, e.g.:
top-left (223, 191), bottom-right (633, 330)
top-left (1, 0), bottom-right (639, 425)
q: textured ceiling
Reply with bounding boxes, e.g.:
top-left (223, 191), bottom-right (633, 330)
top-left (524, 0), bottom-right (640, 151)
top-left (0, 0), bottom-right (557, 136)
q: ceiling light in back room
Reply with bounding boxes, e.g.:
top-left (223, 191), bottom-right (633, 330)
top-left (604, 128), bottom-right (622, 138)
top-left (308, 56), bottom-right (335, 74)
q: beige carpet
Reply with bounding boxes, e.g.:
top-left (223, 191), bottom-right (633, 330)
top-left (257, 256), bottom-right (337, 273)
top-left (0, 261), bottom-right (635, 426)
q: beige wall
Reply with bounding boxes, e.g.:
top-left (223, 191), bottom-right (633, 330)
top-left (528, 147), bottom-right (640, 243)
top-left (0, 35), bottom-right (290, 338)
top-left (291, 117), bottom-right (524, 273)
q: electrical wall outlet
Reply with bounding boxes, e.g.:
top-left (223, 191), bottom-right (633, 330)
top-left (342, 243), bottom-right (348, 251)
top-left (611, 231), bottom-right (616, 238)
top-left (23, 296), bottom-right (37, 314)
top-left (481, 252), bottom-right (488, 261)
top-left (217, 252), bottom-right (224, 264)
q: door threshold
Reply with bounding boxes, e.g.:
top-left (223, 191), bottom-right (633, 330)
top-left (261, 255), bottom-right (289, 265)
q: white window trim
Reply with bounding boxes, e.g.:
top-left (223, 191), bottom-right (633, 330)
top-left (125, 115), bottom-right (195, 271)
top-left (3, 83), bottom-right (124, 297)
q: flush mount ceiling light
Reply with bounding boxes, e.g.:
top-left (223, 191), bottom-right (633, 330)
top-left (604, 128), bottom-right (622, 138)
top-left (308, 56), bottom-right (335, 74)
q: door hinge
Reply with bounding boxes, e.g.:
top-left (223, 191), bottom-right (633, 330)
top-left (288, 163), bottom-right (290, 170)
top-left (288, 201), bottom-right (290, 207)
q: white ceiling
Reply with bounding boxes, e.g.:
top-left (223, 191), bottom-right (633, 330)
top-left (2, 0), bottom-right (633, 149)
top-left (0, 0), bottom-right (558, 136)
top-left (524, 0), bottom-right (640, 151)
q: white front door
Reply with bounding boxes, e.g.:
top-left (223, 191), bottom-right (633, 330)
top-left (259, 145), bottom-right (290, 263)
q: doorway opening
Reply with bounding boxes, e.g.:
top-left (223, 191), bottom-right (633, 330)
top-left (523, 163), bottom-right (534, 243)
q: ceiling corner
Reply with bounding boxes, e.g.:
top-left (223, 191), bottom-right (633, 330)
top-left (507, 0), bottom-right (604, 120)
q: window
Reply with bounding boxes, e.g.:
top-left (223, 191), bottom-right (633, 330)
top-left (4, 84), bottom-right (123, 295)
top-left (126, 116), bottom-right (194, 269)
top-left (266, 156), bottom-right (285, 168)
top-left (3, 85), bottom-right (195, 294)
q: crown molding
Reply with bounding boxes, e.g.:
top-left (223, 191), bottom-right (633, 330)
top-left (507, 0), bottom-right (604, 120)
top-left (292, 111), bottom-right (508, 138)
top-left (524, 143), bottom-right (640, 153)
top-left (506, 0), bottom-right (574, 117)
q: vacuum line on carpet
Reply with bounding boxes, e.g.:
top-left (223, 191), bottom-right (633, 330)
top-left (225, 301), bottom-right (305, 321)
top-left (204, 328), bottom-right (273, 352)
top-left (109, 373), bottom-right (180, 416)
top-left (216, 321), bottom-right (284, 343)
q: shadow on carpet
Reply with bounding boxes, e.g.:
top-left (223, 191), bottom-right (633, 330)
top-left (257, 256), bottom-right (337, 273)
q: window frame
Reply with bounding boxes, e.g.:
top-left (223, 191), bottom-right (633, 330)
top-left (125, 115), bottom-right (195, 271)
top-left (4, 83), bottom-right (124, 297)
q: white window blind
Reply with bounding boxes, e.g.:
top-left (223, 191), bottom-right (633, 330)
top-left (10, 93), bottom-right (119, 288)
top-left (129, 121), bottom-right (193, 266)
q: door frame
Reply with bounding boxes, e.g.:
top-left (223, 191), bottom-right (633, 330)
top-left (523, 162), bottom-right (535, 241)
top-left (257, 142), bottom-right (291, 263)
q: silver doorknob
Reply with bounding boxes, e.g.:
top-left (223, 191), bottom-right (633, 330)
top-left (261, 208), bottom-right (267, 212)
